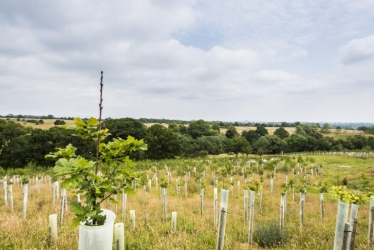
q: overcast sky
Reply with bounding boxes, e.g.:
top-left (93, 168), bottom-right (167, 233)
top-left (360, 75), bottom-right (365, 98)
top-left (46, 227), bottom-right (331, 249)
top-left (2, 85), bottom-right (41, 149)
top-left (1, 1), bottom-right (374, 123)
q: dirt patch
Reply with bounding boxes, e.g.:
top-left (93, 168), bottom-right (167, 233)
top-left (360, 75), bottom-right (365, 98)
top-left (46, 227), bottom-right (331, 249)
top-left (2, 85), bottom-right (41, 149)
top-left (339, 165), bottom-right (352, 168)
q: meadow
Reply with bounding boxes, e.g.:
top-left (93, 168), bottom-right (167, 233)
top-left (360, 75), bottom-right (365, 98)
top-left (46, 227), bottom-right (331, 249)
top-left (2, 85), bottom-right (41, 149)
top-left (1, 154), bottom-right (374, 249)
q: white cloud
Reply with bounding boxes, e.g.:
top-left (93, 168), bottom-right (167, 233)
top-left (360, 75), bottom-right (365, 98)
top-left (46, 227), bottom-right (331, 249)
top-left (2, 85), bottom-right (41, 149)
top-left (338, 35), bottom-right (374, 64)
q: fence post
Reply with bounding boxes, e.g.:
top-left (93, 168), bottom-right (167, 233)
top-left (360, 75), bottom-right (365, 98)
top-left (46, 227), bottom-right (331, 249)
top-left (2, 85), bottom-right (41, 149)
top-left (350, 218), bottom-right (358, 250)
top-left (342, 223), bottom-right (350, 250)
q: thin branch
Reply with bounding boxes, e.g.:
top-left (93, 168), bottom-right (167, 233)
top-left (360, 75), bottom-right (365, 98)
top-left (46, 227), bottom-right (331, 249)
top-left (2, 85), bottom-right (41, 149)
top-left (98, 182), bottom-right (132, 205)
top-left (95, 71), bottom-right (104, 175)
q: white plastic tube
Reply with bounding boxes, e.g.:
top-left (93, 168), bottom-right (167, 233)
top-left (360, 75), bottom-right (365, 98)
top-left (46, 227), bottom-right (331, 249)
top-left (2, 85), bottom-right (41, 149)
top-left (217, 189), bottom-right (229, 250)
top-left (3, 179), bottom-right (7, 206)
top-left (49, 214), bottom-right (58, 240)
top-left (122, 193), bottom-right (127, 220)
top-left (248, 190), bottom-right (255, 244)
top-left (347, 204), bottom-right (358, 247)
top-left (130, 210), bottom-right (136, 230)
top-left (162, 187), bottom-right (167, 219)
top-left (270, 178), bottom-right (274, 193)
top-left (333, 201), bottom-right (349, 250)
top-left (114, 223), bottom-right (125, 250)
top-left (22, 183), bottom-right (29, 219)
top-left (148, 179), bottom-right (152, 192)
top-left (319, 193), bottom-right (324, 221)
top-left (78, 209), bottom-right (116, 250)
top-left (171, 211), bottom-right (177, 233)
top-left (220, 189), bottom-right (229, 211)
top-left (369, 197), bottom-right (374, 245)
top-left (244, 190), bottom-right (248, 222)
top-left (9, 184), bottom-right (13, 212)
top-left (214, 188), bottom-right (218, 227)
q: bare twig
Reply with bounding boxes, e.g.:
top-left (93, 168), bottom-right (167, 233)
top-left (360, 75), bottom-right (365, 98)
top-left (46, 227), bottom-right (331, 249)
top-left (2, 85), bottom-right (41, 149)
top-left (95, 71), bottom-right (104, 175)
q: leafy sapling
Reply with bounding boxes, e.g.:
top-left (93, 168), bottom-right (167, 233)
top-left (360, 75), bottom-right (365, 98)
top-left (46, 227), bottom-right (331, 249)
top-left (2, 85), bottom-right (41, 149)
top-left (47, 118), bottom-right (147, 227)
top-left (46, 75), bottom-right (147, 227)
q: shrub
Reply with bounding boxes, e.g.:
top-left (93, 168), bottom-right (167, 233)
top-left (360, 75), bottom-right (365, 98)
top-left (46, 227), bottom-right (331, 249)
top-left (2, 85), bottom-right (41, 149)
top-left (253, 220), bottom-right (289, 248)
top-left (54, 119), bottom-right (66, 125)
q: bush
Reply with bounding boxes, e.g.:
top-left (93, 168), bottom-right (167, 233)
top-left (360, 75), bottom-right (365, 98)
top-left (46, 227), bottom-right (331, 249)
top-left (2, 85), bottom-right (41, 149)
top-left (253, 220), bottom-right (289, 248)
top-left (54, 119), bottom-right (66, 125)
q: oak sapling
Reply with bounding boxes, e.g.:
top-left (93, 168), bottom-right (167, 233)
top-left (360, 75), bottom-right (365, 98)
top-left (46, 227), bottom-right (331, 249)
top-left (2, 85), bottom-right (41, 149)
top-left (46, 73), bottom-right (147, 228)
top-left (47, 119), bottom-right (146, 227)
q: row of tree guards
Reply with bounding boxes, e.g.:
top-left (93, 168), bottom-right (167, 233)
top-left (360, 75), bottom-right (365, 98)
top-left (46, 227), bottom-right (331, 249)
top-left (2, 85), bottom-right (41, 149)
top-left (2, 172), bottom-right (374, 249)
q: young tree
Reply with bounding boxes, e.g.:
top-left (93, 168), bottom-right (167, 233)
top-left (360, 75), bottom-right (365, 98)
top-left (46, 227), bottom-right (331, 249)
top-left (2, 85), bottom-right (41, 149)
top-left (255, 124), bottom-right (268, 136)
top-left (188, 119), bottom-right (216, 139)
top-left (103, 118), bottom-right (147, 141)
top-left (226, 136), bottom-right (251, 156)
top-left (145, 124), bottom-right (181, 160)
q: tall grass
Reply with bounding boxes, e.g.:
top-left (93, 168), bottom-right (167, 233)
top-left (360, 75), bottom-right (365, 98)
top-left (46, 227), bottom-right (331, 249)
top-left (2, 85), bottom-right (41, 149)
top-left (0, 154), bottom-right (373, 249)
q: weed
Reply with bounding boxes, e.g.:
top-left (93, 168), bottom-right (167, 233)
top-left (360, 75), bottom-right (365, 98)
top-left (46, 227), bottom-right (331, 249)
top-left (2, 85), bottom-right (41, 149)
top-left (253, 220), bottom-right (289, 248)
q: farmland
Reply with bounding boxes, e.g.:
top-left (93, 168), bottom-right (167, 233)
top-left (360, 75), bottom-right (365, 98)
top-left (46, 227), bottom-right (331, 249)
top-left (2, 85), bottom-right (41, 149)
top-left (1, 154), bottom-right (374, 249)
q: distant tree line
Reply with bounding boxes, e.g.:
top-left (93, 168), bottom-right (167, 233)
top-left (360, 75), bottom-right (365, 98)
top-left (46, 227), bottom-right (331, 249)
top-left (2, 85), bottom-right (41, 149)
top-left (1, 118), bottom-right (374, 169)
top-left (137, 118), bottom-right (307, 128)
top-left (357, 126), bottom-right (374, 134)
top-left (2, 114), bottom-right (373, 130)
top-left (1, 114), bottom-right (74, 120)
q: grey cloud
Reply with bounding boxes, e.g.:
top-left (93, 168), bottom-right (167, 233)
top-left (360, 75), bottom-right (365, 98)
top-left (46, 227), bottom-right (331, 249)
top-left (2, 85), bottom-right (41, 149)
top-left (1, 0), bottom-right (374, 122)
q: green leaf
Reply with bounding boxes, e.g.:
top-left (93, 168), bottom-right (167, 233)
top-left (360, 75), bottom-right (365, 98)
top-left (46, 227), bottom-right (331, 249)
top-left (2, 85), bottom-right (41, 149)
top-left (86, 172), bottom-right (102, 181)
top-left (54, 158), bottom-right (74, 175)
top-left (109, 197), bottom-right (119, 205)
top-left (86, 210), bottom-right (97, 217)
top-left (71, 217), bottom-right (82, 228)
top-left (74, 117), bottom-right (86, 127)
top-left (86, 117), bottom-right (99, 127)
top-left (70, 201), bottom-right (85, 215)
top-left (73, 157), bottom-right (95, 171)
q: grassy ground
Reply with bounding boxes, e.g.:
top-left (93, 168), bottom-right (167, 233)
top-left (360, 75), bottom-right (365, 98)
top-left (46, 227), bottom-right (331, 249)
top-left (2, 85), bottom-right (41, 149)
top-left (1, 154), bottom-right (374, 249)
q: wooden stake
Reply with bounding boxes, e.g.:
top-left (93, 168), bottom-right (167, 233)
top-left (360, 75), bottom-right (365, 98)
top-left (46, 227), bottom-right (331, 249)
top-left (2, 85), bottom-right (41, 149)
top-left (342, 223), bottom-right (350, 250)
top-left (350, 218), bottom-right (358, 250)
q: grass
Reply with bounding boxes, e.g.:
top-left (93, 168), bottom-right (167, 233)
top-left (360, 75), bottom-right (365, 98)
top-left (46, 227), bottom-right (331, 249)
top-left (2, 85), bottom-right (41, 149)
top-left (1, 154), bottom-right (374, 249)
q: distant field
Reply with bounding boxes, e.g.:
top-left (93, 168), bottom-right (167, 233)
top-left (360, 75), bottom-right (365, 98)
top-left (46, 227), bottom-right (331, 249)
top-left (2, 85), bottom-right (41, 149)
top-left (321, 129), bottom-right (367, 139)
top-left (224, 126), bottom-right (297, 135)
top-left (0, 118), bottom-right (75, 129)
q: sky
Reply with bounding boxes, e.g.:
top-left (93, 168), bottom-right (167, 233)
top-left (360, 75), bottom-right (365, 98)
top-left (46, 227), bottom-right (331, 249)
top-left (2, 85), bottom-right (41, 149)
top-left (1, 0), bottom-right (374, 123)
